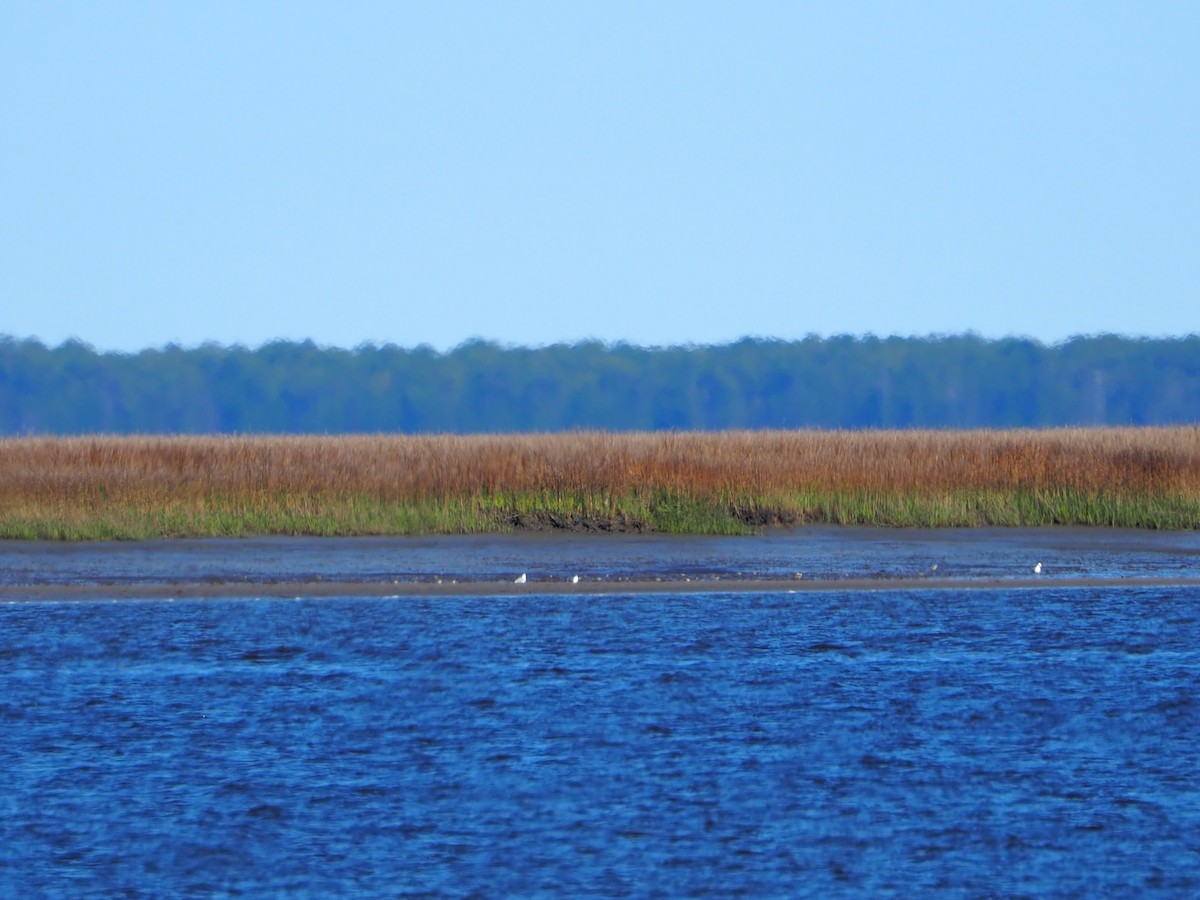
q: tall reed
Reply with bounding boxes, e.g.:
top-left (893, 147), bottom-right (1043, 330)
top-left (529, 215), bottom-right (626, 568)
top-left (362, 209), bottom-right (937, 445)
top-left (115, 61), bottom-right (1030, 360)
top-left (1, 428), bottom-right (1197, 538)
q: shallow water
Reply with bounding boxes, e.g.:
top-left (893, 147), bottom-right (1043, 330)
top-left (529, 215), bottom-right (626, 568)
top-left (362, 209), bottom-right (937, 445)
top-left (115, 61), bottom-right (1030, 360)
top-left (3, 526), bottom-right (1200, 588)
top-left (2, 531), bottom-right (1199, 896)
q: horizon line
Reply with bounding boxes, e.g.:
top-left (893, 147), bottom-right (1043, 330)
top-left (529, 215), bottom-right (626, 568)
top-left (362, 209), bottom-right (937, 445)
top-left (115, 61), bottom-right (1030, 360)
top-left (4, 330), bottom-right (1198, 357)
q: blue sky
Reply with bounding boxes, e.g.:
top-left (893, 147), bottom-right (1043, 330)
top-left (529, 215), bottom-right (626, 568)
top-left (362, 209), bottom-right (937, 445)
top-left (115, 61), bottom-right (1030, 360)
top-left (3, 3), bottom-right (1197, 352)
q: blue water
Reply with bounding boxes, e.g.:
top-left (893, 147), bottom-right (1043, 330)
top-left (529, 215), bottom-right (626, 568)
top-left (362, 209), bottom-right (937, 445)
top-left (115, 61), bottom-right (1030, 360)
top-left (4, 583), bottom-right (1199, 896)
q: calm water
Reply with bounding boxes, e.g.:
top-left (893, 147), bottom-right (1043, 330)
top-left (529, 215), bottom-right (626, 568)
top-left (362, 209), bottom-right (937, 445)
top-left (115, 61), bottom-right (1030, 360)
top-left (4, 526), bottom-right (1200, 587)
top-left (3, 532), bottom-right (1199, 896)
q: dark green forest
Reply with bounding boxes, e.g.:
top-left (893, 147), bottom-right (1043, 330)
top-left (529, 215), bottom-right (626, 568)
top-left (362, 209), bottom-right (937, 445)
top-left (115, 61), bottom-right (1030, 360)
top-left (2, 334), bottom-right (1197, 434)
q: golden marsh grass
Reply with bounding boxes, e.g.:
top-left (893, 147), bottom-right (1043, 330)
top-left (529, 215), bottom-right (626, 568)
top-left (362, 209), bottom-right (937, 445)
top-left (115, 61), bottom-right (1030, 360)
top-left (2, 428), bottom-right (1198, 538)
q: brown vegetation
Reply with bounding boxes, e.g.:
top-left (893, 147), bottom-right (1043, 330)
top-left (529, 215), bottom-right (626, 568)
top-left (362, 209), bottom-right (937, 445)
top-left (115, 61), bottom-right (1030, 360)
top-left (4, 428), bottom-right (1199, 499)
top-left (2, 428), bottom-right (1199, 537)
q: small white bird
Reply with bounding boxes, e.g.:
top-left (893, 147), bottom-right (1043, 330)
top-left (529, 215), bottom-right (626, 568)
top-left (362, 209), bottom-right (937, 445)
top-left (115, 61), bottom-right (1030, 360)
top-left (1033, 562), bottom-right (1042, 574)
top-left (514, 573), bottom-right (527, 584)
top-left (571, 575), bottom-right (580, 584)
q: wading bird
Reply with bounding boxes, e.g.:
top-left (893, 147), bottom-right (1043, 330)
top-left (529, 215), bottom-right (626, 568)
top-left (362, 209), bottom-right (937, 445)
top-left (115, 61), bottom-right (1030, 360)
top-left (514, 573), bottom-right (527, 584)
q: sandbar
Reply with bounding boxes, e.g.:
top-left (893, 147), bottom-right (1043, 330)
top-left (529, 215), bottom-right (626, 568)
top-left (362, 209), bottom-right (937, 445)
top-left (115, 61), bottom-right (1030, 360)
top-left (3, 575), bottom-right (1200, 601)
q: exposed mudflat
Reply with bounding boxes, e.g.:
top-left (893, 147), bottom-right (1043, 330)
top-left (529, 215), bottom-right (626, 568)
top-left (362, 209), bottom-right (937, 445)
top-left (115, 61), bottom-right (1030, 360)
top-left (2, 526), bottom-right (1197, 599)
top-left (5, 574), bottom-right (1200, 601)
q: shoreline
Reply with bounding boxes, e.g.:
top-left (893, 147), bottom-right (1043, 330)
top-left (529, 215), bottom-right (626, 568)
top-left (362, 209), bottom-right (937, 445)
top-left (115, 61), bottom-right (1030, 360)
top-left (4, 430), bottom-right (1200, 538)
top-left (4, 575), bottom-right (1200, 601)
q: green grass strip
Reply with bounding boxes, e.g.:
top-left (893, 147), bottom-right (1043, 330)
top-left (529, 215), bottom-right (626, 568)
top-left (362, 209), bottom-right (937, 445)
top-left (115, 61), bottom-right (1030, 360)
top-left (1, 487), bottom-right (1198, 540)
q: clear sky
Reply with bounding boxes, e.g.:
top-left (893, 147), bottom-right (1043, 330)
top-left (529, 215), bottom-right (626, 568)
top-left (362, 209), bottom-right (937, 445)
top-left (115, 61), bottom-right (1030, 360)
top-left (3, 3), bottom-right (1197, 352)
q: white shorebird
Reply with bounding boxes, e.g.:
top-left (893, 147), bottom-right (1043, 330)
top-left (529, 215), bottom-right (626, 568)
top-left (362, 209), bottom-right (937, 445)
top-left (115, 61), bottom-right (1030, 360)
top-left (1033, 562), bottom-right (1042, 574)
top-left (571, 575), bottom-right (580, 584)
top-left (514, 573), bottom-right (527, 584)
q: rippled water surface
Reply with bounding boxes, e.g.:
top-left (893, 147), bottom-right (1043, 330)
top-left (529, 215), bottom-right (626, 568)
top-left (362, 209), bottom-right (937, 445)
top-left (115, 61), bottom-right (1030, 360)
top-left (3, 532), bottom-right (1199, 896)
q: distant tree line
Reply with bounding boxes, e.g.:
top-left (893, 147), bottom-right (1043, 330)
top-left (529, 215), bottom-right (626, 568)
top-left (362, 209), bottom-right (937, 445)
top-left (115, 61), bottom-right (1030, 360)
top-left (1, 334), bottom-right (1197, 434)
